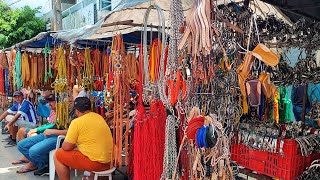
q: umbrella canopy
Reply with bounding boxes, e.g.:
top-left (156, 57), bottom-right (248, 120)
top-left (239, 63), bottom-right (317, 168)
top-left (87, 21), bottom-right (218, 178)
top-left (87, 0), bottom-right (194, 40)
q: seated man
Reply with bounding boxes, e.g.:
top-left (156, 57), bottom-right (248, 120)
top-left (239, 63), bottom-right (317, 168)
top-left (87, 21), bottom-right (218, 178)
top-left (54, 97), bottom-right (113, 180)
top-left (0, 91), bottom-right (38, 146)
top-left (13, 94), bottom-right (56, 165)
top-left (16, 94), bottom-right (67, 175)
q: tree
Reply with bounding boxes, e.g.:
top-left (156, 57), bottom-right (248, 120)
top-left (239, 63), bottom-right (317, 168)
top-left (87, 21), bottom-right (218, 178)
top-left (0, 2), bottom-right (46, 48)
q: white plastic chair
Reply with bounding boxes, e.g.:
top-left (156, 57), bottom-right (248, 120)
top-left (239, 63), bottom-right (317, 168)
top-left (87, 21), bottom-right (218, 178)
top-left (49, 135), bottom-right (78, 180)
top-left (49, 135), bottom-right (115, 180)
top-left (92, 167), bottom-right (116, 180)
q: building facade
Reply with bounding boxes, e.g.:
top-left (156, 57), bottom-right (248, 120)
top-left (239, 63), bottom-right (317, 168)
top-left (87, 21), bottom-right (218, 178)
top-left (43, 0), bottom-right (125, 30)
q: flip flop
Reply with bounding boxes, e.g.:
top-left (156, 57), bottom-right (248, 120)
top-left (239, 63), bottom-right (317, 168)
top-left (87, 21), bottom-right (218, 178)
top-left (16, 167), bottom-right (37, 174)
top-left (12, 160), bottom-right (29, 165)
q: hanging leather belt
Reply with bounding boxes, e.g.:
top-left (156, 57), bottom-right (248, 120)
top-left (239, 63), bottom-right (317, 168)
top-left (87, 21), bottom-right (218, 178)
top-left (21, 51), bottom-right (30, 87)
top-left (37, 54), bottom-right (44, 88)
top-left (126, 53), bottom-right (139, 85)
top-left (30, 53), bottom-right (38, 88)
top-left (8, 48), bottom-right (16, 92)
top-left (0, 51), bottom-right (8, 106)
top-left (111, 34), bottom-right (130, 168)
top-left (66, 49), bottom-right (72, 91)
top-left (93, 49), bottom-right (104, 91)
top-left (0, 67), bottom-right (4, 108)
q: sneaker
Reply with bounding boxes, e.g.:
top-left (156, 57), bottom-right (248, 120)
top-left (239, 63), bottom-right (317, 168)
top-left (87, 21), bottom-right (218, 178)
top-left (6, 140), bottom-right (16, 145)
top-left (34, 165), bottom-right (49, 176)
top-left (2, 136), bottom-right (12, 142)
top-left (4, 140), bottom-right (16, 148)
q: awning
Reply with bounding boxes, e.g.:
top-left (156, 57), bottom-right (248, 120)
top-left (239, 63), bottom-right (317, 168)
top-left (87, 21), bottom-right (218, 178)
top-left (261, 0), bottom-right (320, 23)
top-left (10, 31), bottom-right (64, 49)
top-left (86, 0), bottom-right (194, 40)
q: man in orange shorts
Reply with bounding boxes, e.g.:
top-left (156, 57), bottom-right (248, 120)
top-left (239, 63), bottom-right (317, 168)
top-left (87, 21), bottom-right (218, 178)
top-left (54, 97), bottom-right (113, 180)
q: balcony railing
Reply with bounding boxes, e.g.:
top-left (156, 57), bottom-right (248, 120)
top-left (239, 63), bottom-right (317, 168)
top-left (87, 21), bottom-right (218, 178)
top-left (62, 0), bottom-right (97, 18)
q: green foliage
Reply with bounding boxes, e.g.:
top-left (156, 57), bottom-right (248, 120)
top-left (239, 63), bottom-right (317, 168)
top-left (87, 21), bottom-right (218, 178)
top-left (0, 2), bottom-right (46, 48)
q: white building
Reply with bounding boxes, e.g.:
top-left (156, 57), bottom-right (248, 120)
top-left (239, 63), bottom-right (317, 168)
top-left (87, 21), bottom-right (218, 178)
top-left (43, 0), bottom-right (147, 30)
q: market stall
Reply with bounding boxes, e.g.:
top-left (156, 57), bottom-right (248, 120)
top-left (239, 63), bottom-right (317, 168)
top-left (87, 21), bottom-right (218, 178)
top-left (0, 0), bottom-right (319, 179)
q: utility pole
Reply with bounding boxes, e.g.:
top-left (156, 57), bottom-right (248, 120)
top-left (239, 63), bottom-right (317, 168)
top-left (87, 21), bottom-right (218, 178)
top-left (52, 0), bottom-right (62, 31)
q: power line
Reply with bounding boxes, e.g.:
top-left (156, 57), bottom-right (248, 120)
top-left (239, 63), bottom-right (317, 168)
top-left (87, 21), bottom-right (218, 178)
top-left (41, 0), bottom-right (51, 14)
top-left (7, 0), bottom-right (22, 6)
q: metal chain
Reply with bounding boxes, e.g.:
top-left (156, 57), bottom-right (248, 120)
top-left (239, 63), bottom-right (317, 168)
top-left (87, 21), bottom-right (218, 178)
top-left (159, 0), bottom-right (184, 107)
top-left (167, 0), bottom-right (184, 71)
top-left (161, 115), bottom-right (178, 180)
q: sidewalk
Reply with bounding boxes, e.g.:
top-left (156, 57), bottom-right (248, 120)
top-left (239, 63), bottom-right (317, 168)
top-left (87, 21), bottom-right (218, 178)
top-left (0, 106), bottom-right (127, 180)
top-left (0, 132), bottom-right (50, 180)
top-left (0, 132), bottom-right (127, 180)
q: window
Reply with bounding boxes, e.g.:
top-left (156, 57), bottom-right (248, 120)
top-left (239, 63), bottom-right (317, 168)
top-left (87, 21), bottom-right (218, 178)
top-left (100, 0), bottom-right (111, 11)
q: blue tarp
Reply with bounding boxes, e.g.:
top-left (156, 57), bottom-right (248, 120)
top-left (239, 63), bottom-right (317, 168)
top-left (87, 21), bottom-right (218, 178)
top-left (22, 35), bottom-right (64, 48)
top-left (14, 32), bottom-right (64, 49)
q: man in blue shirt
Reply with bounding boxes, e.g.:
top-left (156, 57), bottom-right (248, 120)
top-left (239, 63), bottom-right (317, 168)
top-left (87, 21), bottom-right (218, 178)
top-left (0, 91), bottom-right (38, 145)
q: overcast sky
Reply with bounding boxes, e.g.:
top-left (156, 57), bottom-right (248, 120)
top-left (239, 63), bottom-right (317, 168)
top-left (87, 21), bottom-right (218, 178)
top-left (5, 0), bottom-right (51, 14)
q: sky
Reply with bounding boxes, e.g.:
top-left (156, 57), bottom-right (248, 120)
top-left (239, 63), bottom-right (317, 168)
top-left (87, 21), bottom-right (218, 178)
top-left (4, 0), bottom-right (51, 14)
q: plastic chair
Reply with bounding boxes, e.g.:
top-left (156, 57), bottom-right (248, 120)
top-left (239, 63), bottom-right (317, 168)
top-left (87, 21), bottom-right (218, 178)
top-left (49, 135), bottom-right (78, 180)
top-left (93, 167), bottom-right (116, 180)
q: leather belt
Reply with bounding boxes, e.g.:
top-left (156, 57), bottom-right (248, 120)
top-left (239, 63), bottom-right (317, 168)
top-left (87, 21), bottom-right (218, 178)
top-left (30, 53), bottom-right (38, 88)
top-left (0, 51), bottom-right (9, 69)
top-left (0, 67), bottom-right (5, 108)
top-left (21, 51), bottom-right (30, 87)
top-left (179, 0), bottom-right (212, 57)
top-left (0, 51), bottom-right (8, 107)
top-left (126, 53), bottom-right (139, 85)
top-left (93, 49), bottom-right (104, 91)
top-left (8, 48), bottom-right (15, 93)
top-left (37, 54), bottom-right (44, 88)
top-left (111, 34), bottom-right (130, 168)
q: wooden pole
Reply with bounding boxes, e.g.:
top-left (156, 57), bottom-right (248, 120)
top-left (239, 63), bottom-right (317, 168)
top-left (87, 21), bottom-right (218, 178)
top-left (52, 0), bottom-right (62, 31)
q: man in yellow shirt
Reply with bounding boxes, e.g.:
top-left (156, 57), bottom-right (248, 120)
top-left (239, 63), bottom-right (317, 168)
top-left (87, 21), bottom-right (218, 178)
top-left (54, 97), bottom-right (113, 180)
